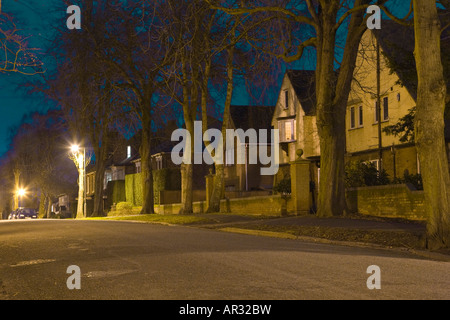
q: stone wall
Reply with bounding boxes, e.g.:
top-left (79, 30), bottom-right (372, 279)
top-left (346, 184), bottom-right (426, 220)
top-left (155, 195), bottom-right (293, 216)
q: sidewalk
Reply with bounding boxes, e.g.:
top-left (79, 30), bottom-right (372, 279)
top-left (188, 213), bottom-right (450, 261)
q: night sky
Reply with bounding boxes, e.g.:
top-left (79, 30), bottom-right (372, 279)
top-left (0, 0), bottom-right (63, 156)
top-left (0, 0), bottom-right (263, 157)
top-left (0, 1), bottom-right (409, 158)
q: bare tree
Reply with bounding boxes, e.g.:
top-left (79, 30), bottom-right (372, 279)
top-left (0, 10), bottom-right (44, 75)
top-left (208, 0), bottom-right (389, 217)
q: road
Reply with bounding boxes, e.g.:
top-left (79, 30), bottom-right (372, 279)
top-left (0, 219), bottom-right (448, 300)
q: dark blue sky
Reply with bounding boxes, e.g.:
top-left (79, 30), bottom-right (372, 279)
top-left (0, 0), bottom-right (63, 156)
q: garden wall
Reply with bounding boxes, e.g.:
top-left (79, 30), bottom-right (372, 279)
top-left (346, 183), bottom-right (426, 220)
top-left (155, 194), bottom-right (293, 216)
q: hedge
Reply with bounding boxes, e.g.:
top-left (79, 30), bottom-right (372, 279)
top-left (125, 173), bottom-right (143, 206)
top-left (125, 168), bottom-right (181, 206)
top-left (106, 180), bottom-right (126, 209)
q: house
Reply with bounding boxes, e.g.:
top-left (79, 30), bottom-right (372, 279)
top-left (346, 21), bottom-right (450, 180)
top-left (224, 105), bottom-right (276, 192)
top-left (272, 21), bottom-right (450, 192)
top-left (271, 70), bottom-right (320, 191)
top-left (344, 21), bottom-right (420, 179)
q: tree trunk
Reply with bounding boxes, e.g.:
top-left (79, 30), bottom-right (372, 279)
top-left (413, 0), bottom-right (450, 249)
top-left (208, 46), bottom-right (234, 213)
top-left (140, 107), bottom-right (154, 215)
top-left (76, 159), bottom-right (85, 219)
top-left (315, 7), bottom-right (346, 217)
top-left (314, 1), bottom-right (368, 218)
top-left (180, 119), bottom-right (194, 214)
top-left (92, 160), bottom-right (106, 217)
top-left (38, 191), bottom-right (46, 218)
top-left (46, 195), bottom-right (52, 218)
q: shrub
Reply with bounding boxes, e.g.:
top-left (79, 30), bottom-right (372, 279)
top-left (273, 177), bottom-right (291, 195)
top-left (403, 173), bottom-right (423, 190)
top-left (116, 202), bottom-right (133, 212)
top-left (345, 160), bottom-right (390, 188)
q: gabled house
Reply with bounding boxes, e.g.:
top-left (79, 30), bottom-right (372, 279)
top-left (272, 21), bottom-right (450, 191)
top-left (271, 70), bottom-right (320, 188)
top-left (345, 21), bottom-right (450, 180)
top-left (344, 21), bottom-right (420, 179)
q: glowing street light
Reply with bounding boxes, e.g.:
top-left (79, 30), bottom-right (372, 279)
top-left (71, 144), bottom-right (80, 154)
top-left (17, 188), bottom-right (26, 197)
top-left (17, 188), bottom-right (26, 207)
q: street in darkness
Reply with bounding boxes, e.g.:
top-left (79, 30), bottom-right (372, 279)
top-left (0, 219), bottom-right (448, 301)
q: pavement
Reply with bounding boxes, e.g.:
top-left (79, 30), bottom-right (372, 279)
top-left (184, 213), bottom-right (450, 261)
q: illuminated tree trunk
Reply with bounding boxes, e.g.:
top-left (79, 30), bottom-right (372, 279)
top-left (314, 1), bottom-right (368, 217)
top-left (413, 0), bottom-right (450, 249)
top-left (76, 153), bottom-right (85, 219)
top-left (13, 168), bottom-right (20, 210)
top-left (180, 120), bottom-right (194, 215)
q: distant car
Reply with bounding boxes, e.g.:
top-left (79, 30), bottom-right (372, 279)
top-left (16, 208), bottom-right (38, 219)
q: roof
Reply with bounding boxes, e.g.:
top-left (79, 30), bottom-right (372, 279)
top-left (230, 105), bottom-right (275, 131)
top-left (373, 19), bottom-right (450, 101)
top-left (372, 20), bottom-right (418, 100)
top-left (286, 70), bottom-right (316, 116)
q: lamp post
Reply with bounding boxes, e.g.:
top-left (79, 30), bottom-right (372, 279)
top-left (71, 144), bottom-right (86, 218)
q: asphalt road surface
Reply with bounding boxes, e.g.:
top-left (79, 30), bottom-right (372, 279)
top-left (0, 219), bottom-right (448, 300)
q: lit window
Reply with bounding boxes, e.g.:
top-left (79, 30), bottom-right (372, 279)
top-left (127, 146), bottom-right (131, 158)
top-left (285, 121), bottom-right (292, 141)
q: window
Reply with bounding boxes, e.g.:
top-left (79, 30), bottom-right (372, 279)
top-left (155, 156), bottom-right (163, 170)
top-left (383, 97), bottom-right (389, 121)
top-left (127, 145), bottom-right (131, 158)
top-left (284, 119), bottom-right (295, 142)
top-left (135, 162), bottom-right (141, 174)
top-left (350, 107), bottom-right (356, 129)
top-left (359, 106), bottom-right (364, 126)
top-left (278, 119), bottom-right (296, 142)
top-left (285, 121), bottom-right (293, 141)
top-left (284, 90), bottom-right (289, 109)
top-left (375, 97), bottom-right (389, 122)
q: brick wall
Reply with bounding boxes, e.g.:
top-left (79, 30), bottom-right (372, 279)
top-left (346, 184), bottom-right (426, 220)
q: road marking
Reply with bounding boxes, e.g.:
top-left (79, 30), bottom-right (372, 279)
top-left (10, 259), bottom-right (56, 267)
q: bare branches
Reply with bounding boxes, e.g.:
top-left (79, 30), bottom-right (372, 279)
top-left (0, 14), bottom-right (45, 75)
